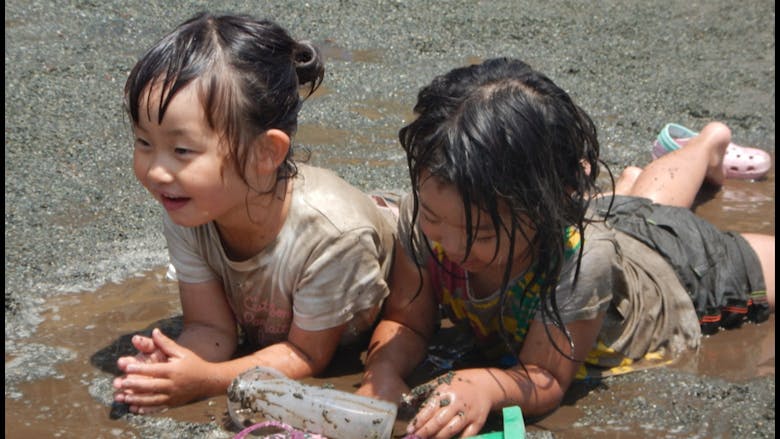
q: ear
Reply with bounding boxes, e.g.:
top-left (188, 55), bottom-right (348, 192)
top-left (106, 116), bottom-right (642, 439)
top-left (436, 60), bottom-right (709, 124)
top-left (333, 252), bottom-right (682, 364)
top-left (253, 129), bottom-right (291, 175)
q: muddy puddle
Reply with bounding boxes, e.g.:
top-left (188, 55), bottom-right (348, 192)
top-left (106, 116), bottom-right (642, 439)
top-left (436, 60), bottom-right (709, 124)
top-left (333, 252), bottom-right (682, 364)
top-left (5, 167), bottom-right (774, 438)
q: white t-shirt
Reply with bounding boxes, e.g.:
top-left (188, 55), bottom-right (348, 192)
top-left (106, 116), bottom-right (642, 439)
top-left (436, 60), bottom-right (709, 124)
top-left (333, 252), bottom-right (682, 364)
top-left (164, 165), bottom-right (397, 347)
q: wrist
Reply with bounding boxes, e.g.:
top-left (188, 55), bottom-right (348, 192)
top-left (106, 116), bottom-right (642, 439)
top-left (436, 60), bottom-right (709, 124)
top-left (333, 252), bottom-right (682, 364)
top-left (466, 367), bottom-right (518, 411)
top-left (362, 361), bottom-right (400, 384)
top-left (360, 363), bottom-right (409, 403)
top-left (202, 361), bottom-right (233, 399)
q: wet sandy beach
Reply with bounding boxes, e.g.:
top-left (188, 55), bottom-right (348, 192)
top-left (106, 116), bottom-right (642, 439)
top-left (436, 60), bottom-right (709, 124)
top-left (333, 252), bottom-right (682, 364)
top-left (5, 172), bottom-right (774, 438)
top-left (5, 0), bottom-right (775, 437)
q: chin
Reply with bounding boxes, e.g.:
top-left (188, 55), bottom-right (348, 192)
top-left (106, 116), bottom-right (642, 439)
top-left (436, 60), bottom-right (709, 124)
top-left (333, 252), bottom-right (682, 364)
top-left (167, 212), bottom-right (209, 228)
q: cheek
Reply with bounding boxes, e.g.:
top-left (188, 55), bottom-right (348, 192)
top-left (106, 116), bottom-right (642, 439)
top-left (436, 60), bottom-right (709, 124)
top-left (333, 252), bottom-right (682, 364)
top-left (471, 242), bottom-right (502, 264)
top-left (418, 218), bottom-right (437, 241)
top-left (132, 152), bottom-right (148, 185)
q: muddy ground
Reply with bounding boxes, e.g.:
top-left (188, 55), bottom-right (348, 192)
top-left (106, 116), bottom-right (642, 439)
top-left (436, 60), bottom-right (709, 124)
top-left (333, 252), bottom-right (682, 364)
top-left (5, 0), bottom-right (775, 438)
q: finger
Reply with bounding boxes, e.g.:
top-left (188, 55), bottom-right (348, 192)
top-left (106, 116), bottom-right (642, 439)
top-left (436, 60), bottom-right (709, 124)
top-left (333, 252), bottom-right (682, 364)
top-left (113, 375), bottom-right (127, 390)
top-left (149, 349), bottom-right (168, 363)
top-left (112, 374), bottom-right (150, 390)
top-left (133, 404), bottom-right (167, 415)
top-left (131, 334), bottom-right (157, 354)
top-left (150, 328), bottom-right (183, 358)
top-left (407, 394), bottom-right (440, 434)
top-left (459, 421), bottom-right (485, 439)
top-left (113, 386), bottom-right (144, 402)
top-left (124, 360), bottom-right (170, 378)
top-left (113, 389), bottom-right (127, 403)
top-left (122, 390), bottom-right (169, 408)
top-left (119, 374), bottom-right (172, 395)
top-left (117, 355), bottom-right (144, 370)
top-left (412, 399), bottom-right (459, 438)
top-left (433, 409), bottom-right (467, 439)
top-left (420, 406), bottom-right (460, 439)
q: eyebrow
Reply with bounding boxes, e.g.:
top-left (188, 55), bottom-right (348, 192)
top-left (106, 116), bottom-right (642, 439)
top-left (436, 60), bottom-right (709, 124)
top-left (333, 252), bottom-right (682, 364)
top-left (164, 128), bottom-right (191, 137)
top-left (132, 123), bottom-right (193, 139)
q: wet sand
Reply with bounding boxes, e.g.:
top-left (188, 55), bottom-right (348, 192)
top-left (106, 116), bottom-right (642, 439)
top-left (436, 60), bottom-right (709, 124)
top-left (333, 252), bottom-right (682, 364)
top-left (5, 173), bottom-right (774, 438)
top-left (5, 0), bottom-right (775, 437)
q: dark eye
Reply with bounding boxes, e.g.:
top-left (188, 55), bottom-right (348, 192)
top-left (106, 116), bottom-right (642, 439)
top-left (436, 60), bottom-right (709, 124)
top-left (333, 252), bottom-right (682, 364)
top-left (134, 138), bottom-right (151, 148)
top-left (174, 147), bottom-right (192, 155)
top-left (421, 214), bottom-right (439, 225)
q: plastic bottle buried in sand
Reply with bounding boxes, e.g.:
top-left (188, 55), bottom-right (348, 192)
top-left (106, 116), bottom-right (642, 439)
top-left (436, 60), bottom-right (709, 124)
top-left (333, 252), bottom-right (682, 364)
top-left (227, 366), bottom-right (398, 439)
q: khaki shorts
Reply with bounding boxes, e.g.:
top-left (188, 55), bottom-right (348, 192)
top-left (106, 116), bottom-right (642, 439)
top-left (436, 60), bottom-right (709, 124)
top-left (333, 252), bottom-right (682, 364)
top-left (592, 195), bottom-right (769, 334)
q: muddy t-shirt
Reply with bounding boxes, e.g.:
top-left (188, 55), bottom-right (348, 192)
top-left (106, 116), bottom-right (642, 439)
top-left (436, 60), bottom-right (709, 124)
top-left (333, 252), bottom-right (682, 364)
top-left (164, 164), bottom-right (396, 347)
top-left (397, 194), bottom-right (700, 367)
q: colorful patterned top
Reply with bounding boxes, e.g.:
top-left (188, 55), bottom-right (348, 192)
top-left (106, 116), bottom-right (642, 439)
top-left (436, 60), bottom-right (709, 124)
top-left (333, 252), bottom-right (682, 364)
top-left (424, 225), bottom-right (681, 379)
top-left (426, 227), bottom-right (580, 365)
top-left (397, 194), bottom-right (703, 380)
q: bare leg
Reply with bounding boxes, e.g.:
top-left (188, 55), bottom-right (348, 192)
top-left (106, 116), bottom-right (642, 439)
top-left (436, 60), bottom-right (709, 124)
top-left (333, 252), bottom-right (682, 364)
top-left (614, 166), bottom-right (643, 196)
top-left (619, 122), bottom-right (730, 208)
top-left (740, 233), bottom-right (775, 313)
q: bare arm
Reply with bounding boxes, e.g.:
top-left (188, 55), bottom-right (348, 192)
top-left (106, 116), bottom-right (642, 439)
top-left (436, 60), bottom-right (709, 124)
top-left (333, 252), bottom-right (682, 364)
top-left (115, 279), bottom-right (347, 410)
top-left (497, 314), bottom-right (604, 415)
top-left (407, 313), bottom-right (605, 438)
top-left (357, 240), bottom-right (438, 403)
top-left (179, 278), bottom-right (347, 383)
top-left (176, 279), bottom-right (238, 361)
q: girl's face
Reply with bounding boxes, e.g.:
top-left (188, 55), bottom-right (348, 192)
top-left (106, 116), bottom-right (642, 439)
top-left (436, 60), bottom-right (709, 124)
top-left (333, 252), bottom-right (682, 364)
top-left (132, 81), bottom-right (248, 228)
top-left (417, 172), bottom-right (534, 276)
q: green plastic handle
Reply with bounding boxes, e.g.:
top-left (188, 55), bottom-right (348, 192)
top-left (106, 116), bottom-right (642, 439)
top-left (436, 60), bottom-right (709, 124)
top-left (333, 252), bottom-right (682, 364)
top-left (501, 406), bottom-right (525, 438)
top-left (470, 405), bottom-right (525, 439)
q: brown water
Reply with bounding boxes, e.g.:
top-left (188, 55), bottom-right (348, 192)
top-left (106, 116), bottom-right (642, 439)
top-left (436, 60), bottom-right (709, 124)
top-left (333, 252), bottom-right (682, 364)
top-left (5, 169), bottom-right (774, 438)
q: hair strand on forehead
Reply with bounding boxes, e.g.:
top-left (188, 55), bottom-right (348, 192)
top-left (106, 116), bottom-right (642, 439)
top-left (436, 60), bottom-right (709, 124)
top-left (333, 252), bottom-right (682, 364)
top-left (124, 12), bottom-right (326, 192)
top-left (401, 57), bottom-right (613, 360)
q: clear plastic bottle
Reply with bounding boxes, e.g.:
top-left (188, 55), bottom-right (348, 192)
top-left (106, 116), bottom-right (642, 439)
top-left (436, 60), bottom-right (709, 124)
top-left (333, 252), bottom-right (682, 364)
top-left (227, 366), bottom-right (397, 439)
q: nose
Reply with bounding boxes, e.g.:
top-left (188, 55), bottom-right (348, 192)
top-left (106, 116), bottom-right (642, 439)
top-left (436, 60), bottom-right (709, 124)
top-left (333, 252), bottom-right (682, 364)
top-left (141, 154), bottom-right (175, 185)
top-left (148, 162), bottom-right (174, 184)
top-left (437, 230), bottom-right (466, 263)
top-left (420, 220), bottom-right (466, 262)
top-left (133, 151), bottom-right (174, 186)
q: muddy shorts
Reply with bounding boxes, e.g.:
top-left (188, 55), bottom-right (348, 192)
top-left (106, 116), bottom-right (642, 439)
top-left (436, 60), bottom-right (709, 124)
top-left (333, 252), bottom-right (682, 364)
top-left (592, 195), bottom-right (769, 334)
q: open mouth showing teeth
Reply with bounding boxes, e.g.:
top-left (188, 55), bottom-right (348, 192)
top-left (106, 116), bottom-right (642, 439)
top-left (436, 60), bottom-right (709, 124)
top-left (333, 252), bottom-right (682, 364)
top-left (162, 193), bottom-right (189, 201)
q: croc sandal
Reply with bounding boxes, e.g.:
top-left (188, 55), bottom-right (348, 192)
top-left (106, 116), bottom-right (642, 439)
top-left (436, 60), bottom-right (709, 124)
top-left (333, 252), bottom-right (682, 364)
top-left (652, 123), bottom-right (771, 180)
top-left (234, 420), bottom-right (328, 439)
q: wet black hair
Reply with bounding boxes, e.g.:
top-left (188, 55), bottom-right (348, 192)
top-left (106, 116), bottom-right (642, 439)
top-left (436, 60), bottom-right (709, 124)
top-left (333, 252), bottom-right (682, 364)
top-left (124, 12), bottom-right (324, 186)
top-left (400, 57), bottom-right (611, 357)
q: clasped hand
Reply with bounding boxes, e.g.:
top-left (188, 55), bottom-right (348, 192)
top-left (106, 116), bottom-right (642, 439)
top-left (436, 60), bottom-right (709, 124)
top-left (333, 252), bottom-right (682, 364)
top-left (113, 328), bottom-right (211, 414)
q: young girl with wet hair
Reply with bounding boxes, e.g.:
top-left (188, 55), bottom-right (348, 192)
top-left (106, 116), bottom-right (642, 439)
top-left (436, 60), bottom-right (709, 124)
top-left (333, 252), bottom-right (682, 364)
top-left (113, 12), bottom-right (397, 413)
top-left (357, 57), bottom-right (774, 438)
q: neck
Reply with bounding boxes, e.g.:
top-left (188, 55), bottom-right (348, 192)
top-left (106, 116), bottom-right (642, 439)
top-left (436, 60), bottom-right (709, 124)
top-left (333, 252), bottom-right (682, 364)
top-left (216, 178), bottom-right (293, 260)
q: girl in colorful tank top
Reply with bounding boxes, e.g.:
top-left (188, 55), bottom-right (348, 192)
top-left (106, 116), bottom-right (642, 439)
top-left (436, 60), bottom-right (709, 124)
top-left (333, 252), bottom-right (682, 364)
top-left (358, 57), bottom-right (774, 439)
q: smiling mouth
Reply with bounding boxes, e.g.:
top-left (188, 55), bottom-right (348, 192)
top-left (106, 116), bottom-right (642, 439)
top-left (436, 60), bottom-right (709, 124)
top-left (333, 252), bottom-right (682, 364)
top-left (160, 194), bottom-right (190, 210)
top-left (162, 193), bottom-right (187, 201)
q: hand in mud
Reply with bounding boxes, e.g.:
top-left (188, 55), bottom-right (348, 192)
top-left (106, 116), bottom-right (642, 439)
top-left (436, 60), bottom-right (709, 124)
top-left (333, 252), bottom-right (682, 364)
top-left (405, 369), bottom-right (493, 439)
top-left (113, 331), bottom-right (170, 414)
top-left (112, 328), bottom-right (212, 413)
top-left (118, 332), bottom-right (169, 367)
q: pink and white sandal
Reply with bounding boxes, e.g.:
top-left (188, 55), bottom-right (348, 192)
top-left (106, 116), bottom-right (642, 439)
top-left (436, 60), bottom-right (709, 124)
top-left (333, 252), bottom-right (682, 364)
top-left (652, 123), bottom-right (772, 180)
